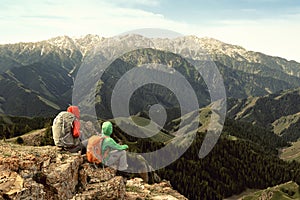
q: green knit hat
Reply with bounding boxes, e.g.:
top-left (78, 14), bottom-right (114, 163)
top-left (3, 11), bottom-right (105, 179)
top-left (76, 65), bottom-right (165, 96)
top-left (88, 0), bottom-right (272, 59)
top-left (102, 121), bottom-right (113, 136)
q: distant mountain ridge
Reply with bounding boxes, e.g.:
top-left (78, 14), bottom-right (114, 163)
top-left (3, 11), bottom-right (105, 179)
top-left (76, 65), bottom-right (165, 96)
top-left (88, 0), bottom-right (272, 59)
top-left (227, 87), bottom-right (300, 141)
top-left (1, 34), bottom-right (300, 117)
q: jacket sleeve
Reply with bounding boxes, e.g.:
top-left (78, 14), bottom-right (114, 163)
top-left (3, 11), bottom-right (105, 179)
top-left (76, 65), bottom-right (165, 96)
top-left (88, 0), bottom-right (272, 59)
top-left (105, 138), bottom-right (128, 150)
top-left (72, 119), bottom-right (80, 138)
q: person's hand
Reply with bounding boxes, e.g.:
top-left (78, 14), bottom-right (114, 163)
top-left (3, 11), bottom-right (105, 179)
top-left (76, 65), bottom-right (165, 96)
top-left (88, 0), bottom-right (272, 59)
top-left (124, 144), bottom-right (129, 149)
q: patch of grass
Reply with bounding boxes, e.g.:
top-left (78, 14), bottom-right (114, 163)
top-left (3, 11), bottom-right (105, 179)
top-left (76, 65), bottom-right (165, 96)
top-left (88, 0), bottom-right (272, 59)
top-left (227, 135), bottom-right (238, 141)
top-left (242, 182), bottom-right (300, 200)
top-left (280, 140), bottom-right (300, 162)
top-left (272, 113), bottom-right (300, 135)
top-left (3, 153), bottom-right (11, 157)
top-left (114, 116), bottom-right (173, 143)
top-left (126, 185), bottom-right (141, 193)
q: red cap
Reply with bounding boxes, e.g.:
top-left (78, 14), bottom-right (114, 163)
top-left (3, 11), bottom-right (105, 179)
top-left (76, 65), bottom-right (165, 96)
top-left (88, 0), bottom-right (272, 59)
top-left (67, 106), bottom-right (80, 119)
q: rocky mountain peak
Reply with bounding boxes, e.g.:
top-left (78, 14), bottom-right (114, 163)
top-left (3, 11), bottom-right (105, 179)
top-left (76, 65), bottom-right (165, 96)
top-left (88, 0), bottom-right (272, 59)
top-left (47, 35), bottom-right (79, 51)
top-left (74, 34), bottom-right (103, 45)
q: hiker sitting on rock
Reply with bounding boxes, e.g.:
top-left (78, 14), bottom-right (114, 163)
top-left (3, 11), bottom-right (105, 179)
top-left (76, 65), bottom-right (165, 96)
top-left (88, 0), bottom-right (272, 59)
top-left (102, 121), bottom-right (129, 171)
top-left (52, 105), bottom-right (82, 153)
top-left (87, 121), bottom-right (128, 171)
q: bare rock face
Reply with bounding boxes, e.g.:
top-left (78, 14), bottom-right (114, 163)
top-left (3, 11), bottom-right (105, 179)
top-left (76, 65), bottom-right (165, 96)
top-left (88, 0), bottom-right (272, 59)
top-left (73, 176), bottom-right (125, 200)
top-left (75, 163), bottom-right (125, 199)
top-left (42, 154), bottom-right (83, 199)
top-left (0, 142), bottom-right (85, 200)
top-left (0, 168), bottom-right (45, 199)
top-left (0, 141), bottom-right (186, 200)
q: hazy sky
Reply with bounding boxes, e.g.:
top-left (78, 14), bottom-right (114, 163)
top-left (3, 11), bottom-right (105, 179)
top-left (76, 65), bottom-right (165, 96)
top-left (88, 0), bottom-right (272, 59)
top-left (1, 0), bottom-right (300, 61)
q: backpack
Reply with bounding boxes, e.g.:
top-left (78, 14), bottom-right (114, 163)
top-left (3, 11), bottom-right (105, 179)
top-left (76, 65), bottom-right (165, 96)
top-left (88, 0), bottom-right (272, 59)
top-left (52, 111), bottom-right (80, 148)
top-left (86, 135), bottom-right (109, 164)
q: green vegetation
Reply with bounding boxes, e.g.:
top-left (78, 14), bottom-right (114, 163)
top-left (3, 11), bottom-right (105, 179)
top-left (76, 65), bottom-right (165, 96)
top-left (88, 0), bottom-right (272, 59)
top-left (0, 115), bottom-right (52, 139)
top-left (227, 88), bottom-right (300, 142)
top-left (40, 122), bottom-right (55, 146)
top-left (223, 119), bottom-right (288, 154)
top-left (242, 181), bottom-right (300, 200)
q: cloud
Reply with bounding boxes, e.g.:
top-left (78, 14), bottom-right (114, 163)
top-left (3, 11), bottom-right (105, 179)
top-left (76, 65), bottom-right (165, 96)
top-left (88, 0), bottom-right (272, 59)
top-left (21, 15), bottom-right (68, 20)
top-left (0, 0), bottom-right (187, 43)
top-left (111, 0), bottom-right (161, 7)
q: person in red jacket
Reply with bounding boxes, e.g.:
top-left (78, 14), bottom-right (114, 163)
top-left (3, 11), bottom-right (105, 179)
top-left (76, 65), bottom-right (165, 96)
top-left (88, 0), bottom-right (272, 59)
top-left (52, 105), bottom-right (82, 153)
top-left (67, 105), bottom-right (81, 138)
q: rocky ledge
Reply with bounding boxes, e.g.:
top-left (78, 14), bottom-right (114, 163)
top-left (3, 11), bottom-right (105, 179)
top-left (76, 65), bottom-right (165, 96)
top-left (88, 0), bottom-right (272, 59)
top-left (0, 141), bottom-right (187, 200)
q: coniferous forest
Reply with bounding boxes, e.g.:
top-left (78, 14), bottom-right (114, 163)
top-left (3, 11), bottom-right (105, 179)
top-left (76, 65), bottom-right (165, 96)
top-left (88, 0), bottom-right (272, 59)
top-left (0, 115), bottom-right (52, 139)
top-left (157, 120), bottom-right (300, 199)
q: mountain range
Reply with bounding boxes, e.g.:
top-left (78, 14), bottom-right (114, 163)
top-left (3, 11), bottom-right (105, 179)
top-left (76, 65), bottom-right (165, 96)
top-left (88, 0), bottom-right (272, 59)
top-left (1, 34), bottom-right (300, 118)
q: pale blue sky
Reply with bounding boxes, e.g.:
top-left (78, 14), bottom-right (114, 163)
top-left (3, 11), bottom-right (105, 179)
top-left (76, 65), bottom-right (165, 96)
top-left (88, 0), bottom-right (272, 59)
top-left (1, 0), bottom-right (300, 61)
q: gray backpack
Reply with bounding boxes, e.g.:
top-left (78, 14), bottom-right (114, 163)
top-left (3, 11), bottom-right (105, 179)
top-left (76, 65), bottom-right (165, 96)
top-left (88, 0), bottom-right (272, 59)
top-left (52, 111), bottom-right (80, 148)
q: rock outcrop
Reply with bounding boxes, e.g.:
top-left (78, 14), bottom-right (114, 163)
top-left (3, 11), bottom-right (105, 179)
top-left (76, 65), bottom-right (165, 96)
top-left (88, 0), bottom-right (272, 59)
top-left (126, 178), bottom-right (187, 200)
top-left (0, 141), bottom-right (187, 200)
